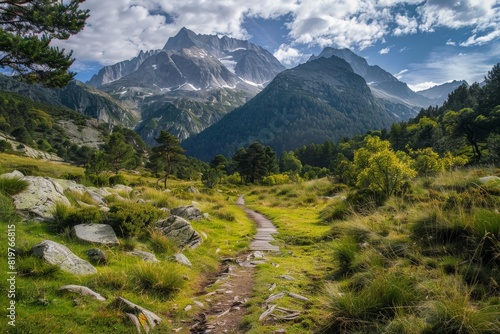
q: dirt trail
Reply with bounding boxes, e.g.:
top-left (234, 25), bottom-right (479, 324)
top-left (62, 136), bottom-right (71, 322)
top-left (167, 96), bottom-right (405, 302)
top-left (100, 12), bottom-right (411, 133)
top-left (189, 196), bottom-right (280, 333)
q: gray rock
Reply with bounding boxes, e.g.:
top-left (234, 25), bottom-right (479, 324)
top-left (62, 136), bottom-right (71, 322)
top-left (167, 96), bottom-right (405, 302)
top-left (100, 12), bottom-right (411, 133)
top-left (0, 170), bottom-right (24, 179)
top-left (33, 240), bottom-right (97, 275)
top-left (12, 176), bottom-right (70, 219)
top-left (187, 186), bottom-right (200, 193)
top-left (173, 253), bottom-right (192, 267)
top-left (86, 248), bottom-right (107, 265)
top-left (59, 285), bottom-right (106, 301)
top-left (127, 250), bottom-right (159, 262)
top-left (73, 224), bottom-right (119, 245)
top-left (479, 176), bottom-right (500, 184)
top-left (57, 179), bottom-right (107, 205)
top-left (170, 205), bottom-right (202, 221)
top-left (110, 297), bottom-right (162, 333)
top-left (155, 215), bottom-right (202, 249)
top-left (112, 184), bottom-right (133, 193)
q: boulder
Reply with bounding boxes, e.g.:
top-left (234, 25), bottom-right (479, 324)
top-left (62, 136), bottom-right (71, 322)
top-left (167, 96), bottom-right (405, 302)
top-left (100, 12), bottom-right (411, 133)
top-left (112, 184), bottom-right (133, 193)
top-left (173, 253), bottom-right (192, 267)
top-left (58, 285), bottom-right (106, 301)
top-left (73, 224), bottom-right (119, 245)
top-left (170, 205), bottom-right (202, 221)
top-left (57, 179), bottom-right (107, 205)
top-left (33, 240), bottom-right (97, 275)
top-left (110, 297), bottom-right (162, 333)
top-left (0, 170), bottom-right (24, 179)
top-left (86, 248), bottom-right (107, 265)
top-left (155, 215), bottom-right (202, 249)
top-left (12, 176), bottom-right (70, 219)
top-left (127, 250), bottom-right (159, 262)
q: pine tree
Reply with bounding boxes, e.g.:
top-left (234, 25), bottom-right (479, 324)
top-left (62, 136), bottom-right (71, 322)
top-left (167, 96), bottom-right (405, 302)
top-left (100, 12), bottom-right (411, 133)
top-left (151, 131), bottom-right (185, 189)
top-left (0, 0), bottom-right (89, 87)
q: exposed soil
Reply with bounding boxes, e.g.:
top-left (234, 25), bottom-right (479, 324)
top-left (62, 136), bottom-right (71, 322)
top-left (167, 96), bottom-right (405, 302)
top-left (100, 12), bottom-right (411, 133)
top-left (188, 197), bottom-right (280, 333)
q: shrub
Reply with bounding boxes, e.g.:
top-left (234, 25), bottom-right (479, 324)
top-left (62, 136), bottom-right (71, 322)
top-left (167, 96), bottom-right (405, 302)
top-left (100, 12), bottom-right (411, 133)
top-left (0, 176), bottom-right (28, 196)
top-left (0, 139), bottom-right (12, 152)
top-left (129, 262), bottom-right (186, 299)
top-left (109, 174), bottom-right (127, 186)
top-left (87, 173), bottom-right (109, 187)
top-left (52, 204), bottom-right (105, 231)
top-left (262, 173), bottom-right (291, 186)
top-left (108, 202), bottom-right (166, 237)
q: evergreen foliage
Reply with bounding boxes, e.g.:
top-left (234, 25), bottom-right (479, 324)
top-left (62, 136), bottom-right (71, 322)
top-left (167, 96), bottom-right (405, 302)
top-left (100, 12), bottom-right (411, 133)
top-left (0, 0), bottom-right (89, 87)
top-left (150, 130), bottom-right (186, 188)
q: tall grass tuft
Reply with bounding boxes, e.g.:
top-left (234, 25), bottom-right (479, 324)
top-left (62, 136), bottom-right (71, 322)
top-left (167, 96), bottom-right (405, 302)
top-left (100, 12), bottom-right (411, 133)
top-left (0, 176), bottom-right (28, 196)
top-left (129, 262), bottom-right (186, 299)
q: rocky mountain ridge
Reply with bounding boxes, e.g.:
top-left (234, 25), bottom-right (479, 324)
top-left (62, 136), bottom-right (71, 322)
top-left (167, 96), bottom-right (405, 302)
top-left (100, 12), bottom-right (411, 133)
top-left (183, 56), bottom-right (398, 160)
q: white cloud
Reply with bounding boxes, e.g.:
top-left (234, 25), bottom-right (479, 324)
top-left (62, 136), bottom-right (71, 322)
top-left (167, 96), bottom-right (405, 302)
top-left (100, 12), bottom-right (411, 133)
top-left (394, 69), bottom-right (408, 80)
top-left (408, 81), bottom-right (442, 92)
top-left (52, 0), bottom-right (500, 72)
top-left (379, 47), bottom-right (391, 54)
top-left (460, 29), bottom-right (500, 46)
top-left (273, 44), bottom-right (307, 67)
top-left (446, 39), bottom-right (456, 46)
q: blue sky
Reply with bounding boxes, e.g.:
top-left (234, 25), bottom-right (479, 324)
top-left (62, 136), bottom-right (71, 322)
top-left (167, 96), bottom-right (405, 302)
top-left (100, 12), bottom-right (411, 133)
top-left (57, 0), bottom-right (500, 91)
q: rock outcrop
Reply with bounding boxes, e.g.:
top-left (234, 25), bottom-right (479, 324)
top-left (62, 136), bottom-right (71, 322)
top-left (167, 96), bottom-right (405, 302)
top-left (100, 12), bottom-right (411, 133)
top-left (73, 224), bottom-right (119, 245)
top-left (33, 240), bottom-right (97, 275)
top-left (155, 216), bottom-right (202, 249)
top-left (127, 250), bottom-right (160, 262)
top-left (12, 176), bottom-right (70, 219)
top-left (170, 205), bottom-right (202, 221)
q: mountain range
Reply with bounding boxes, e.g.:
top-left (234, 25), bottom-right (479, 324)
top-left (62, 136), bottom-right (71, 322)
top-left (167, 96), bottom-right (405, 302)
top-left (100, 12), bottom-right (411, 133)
top-left (0, 27), bottom-right (469, 161)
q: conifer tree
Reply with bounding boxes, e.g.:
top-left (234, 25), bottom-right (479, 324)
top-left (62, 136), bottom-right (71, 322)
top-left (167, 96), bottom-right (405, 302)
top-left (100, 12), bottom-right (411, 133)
top-left (0, 0), bottom-right (89, 87)
top-left (151, 131), bottom-right (185, 189)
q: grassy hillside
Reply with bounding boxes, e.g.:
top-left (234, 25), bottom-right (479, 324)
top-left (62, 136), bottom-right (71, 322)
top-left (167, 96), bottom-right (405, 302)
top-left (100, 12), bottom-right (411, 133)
top-left (0, 152), bottom-right (499, 333)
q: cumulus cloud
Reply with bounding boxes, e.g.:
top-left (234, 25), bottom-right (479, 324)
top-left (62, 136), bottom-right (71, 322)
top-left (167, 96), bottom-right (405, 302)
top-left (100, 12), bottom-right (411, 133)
top-left (379, 47), bottom-right (391, 54)
top-left (446, 39), bottom-right (456, 46)
top-left (53, 0), bottom-right (500, 70)
top-left (273, 44), bottom-right (307, 67)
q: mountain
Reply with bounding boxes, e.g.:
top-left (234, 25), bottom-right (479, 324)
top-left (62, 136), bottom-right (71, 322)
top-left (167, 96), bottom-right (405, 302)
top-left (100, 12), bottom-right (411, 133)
top-left (309, 48), bottom-right (432, 116)
top-left (0, 75), bottom-right (138, 127)
top-left (417, 80), bottom-right (468, 105)
top-left (87, 28), bottom-right (286, 145)
top-left (182, 56), bottom-right (398, 161)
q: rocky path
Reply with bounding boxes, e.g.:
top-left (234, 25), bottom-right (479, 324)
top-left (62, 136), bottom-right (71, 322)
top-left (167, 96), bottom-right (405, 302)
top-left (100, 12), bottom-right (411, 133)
top-left (189, 196), bottom-right (280, 333)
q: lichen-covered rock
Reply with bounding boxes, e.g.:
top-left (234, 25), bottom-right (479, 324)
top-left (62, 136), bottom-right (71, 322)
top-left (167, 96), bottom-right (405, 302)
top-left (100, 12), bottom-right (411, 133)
top-left (127, 250), bottom-right (159, 262)
top-left (155, 215), bottom-right (202, 249)
top-left (110, 297), bottom-right (162, 333)
top-left (0, 170), bottom-right (25, 179)
top-left (56, 179), bottom-right (107, 205)
top-left (173, 253), bottom-right (192, 267)
top-left (12, 176), bottom-right (70, 219)
top-left (86, 248), bottom-right (107, 265)
top-left (33, 240), bottom-right (97, 275)
top-left (73, 224), bottom-right (119, 245)
top-left (58, 285), bottom-right (106, 301)
top-left (170, 205), bottom-right (202, 221)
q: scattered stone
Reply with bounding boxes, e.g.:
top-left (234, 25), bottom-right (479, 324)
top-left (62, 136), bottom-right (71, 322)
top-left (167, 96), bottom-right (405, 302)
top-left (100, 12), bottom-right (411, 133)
top-left (288, 292), bottom-right (309, 301)
top-left (279, 275), bottom-right (295, 281)
top-left (33, 240), bottom-right (97, 275)
top-left (269, 283), bottom-right (276, 291)
top-left (184, 305), bottom-right (192, 311)
top-left (194, 300), bottom-right (204, 308)
top-left (155, 215), bottom-right (202, 249)
top-left (86, 248), bottom-right (107, 265)
top-left (265, 291), bottom-right (286, 304)
top-left (174, 253), bottom-right (192, 267)
top-left (259, 304), bottom-right (277, 322)
top-left (187, 186), bottom-right (200, 193)
top-left (253, 251), bottom-right (264, 258)
top-left (12, 176), bottom-right (70, 219)
top-left (111, 297), bottom-right (162, 333)
top-left (203, 213), bottom-right (210, 220)
top-left (73, 224), bottom-right (119, 245)
top-left (479, 176), bottom-right (500, 185)
top-left (170, 205), bottom-right (202, 221)
top-left (127, 250), bottom-right (159, 262)
top-left (58, 285), bottom-right (106, 301)
top-left (201, 231), bottom-right (208, 239)
top-left (112, 184), bottom-right (133, 193)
